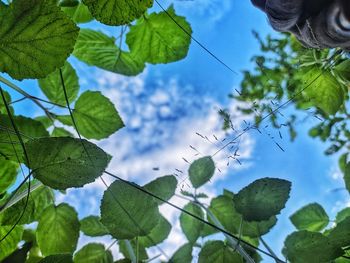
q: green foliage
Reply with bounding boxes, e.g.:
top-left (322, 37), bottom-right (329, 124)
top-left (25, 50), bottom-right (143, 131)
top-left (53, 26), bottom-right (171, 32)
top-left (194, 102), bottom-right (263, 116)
top-left (36, 203), bottom-right (80, 256)
top-left (126, 6), bottom-right (192, 64)
top-left (62, 2), bottom-right (93, 24)
top-left (143, 175), bottom-right (177, 205)
top-left (289, 203), bottom-right (329, 231)
top-left (26, 137), bottom-right (110, 189)
top-left (80, 215), bottom-right (109, 237)
top-left (180, 202), bottom-right (204, 243)
top-left (233, 177), bottom-right (291, 221)
top-left (198, 240), bottom-right (243, 263)
top-left (188, 156), bottom-right (215, 188)
top-left (100, 180), bottom-right (159, 239)
top-left (0, 159), bottom-right (18, 193)
top-left (38, 254), bottom-right (73, 263)
top-left (74, 243), bottom-right (113, 263)
top-left (138, 214), bottom-right (172, 247)
top-left (0, 0), bottom-right (79, 80)
top-left (336, 207), bottom-right (350, 223)
top-left (0, 226), bottom-right (23, 261)
top-left (169, 243), bottom-right (193, 263)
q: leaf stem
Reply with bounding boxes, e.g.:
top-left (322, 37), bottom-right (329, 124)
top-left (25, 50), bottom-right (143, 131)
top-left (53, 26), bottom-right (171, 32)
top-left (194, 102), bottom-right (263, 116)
top-left (124, 240), bottom-right (137, 263)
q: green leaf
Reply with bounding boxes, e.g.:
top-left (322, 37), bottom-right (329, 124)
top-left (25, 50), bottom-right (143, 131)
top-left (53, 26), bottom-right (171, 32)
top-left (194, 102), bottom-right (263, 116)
top-left (289, 203), bottom-right (329, 232)
top-left (118, 240), bottom-right (148, 261)
top-left (180, 202), bottom-right (204, 243)
top-left (1, 242), bottom-right (33, 263)
top-left (38, 254), bottom-right (73, 263)
top-left (0, 0), bottom-right (79, 80)
top-left (74, 243), bottom-right (113, 263)
top-left (209, 195), bottom-right (277, 238)
top-left (198, 240), bottom-right (243, 263)
top-left (51, 127), bottom-right (73, 137)
top-left (335, 207), bottom-right (350, 223)
top-left (339, 153), bottom-right (348, 174)
top-left (35, 116), bottom-right (53, 129)
top-left (25, 137), bottom-right (110, 190)
top-left (138, 214), bottom-right (172, 247)
top-left (62, 3), bottom-right (93, 24)
top-left (0, 226), bottom-right (23, 261)
top-left (38, 61), bottom-right (79, 105)
top-left (284, 231), bottom-right (343, 263)
top-left (169, 243), bottom-right (192, 263)
top-left (57, 91), bottom-right (124, 139)
top-left (0, 115), bottom-right (49, 161)
top-left (0, 159), bottom-right (18, 193)
top-left (80, 215), bottom-right (109, 237)
top-left (233, 177), bottom-right (291, 221)
top-left (143, 175), bottom-right (177, 205)
top-left (328, 217), bottom-right (350, 248)
top-left (126, 6), bottom-right (192, 64)
top-left (100, 180), bottom-right (160, 239)
top-left (344, 162), bottom-right (350, 194)
top-left (188, 156), bottom-right (215, 188)
top-left (1, 185), bottom-right (54, 225)
top-left (82, 0), bottom-right (153, 25)
top-left (73, 29), bottom-right (145, 76)
top-left (36, 203), bottom-right (80, 256)
top-left (302, 67), bottom-right (344, 115)
top-left (334, 60), bottom-right (350, 82)
top-left (0, 90), bottom-right (13, 115)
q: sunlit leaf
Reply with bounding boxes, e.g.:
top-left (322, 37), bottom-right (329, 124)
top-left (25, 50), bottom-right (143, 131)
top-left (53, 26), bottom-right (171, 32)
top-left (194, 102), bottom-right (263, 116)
top-left (0, 159), bottom-right (18, 193)
top-left (36, 203), bottom-right (80, 256)
top-left (51, 127), bottom-right (73, 137)
top-left (38, 61), bottom-right (79, 105)
top-left (138, 214), bottom-right (171, 247)
top-left (57, 91), bottom-right (124, 139)
top-left (233, 177), bottom-right (291, 221)
top-left (198, 240), bottom-right (243, 263)
top-left (100, 180), bottom-right (159, 239)
top-left (126, 6), bottom-right (192, 64)
top-left (80, 215), bottom-right (109, 237)
top-left (143, 175), bottom-right (177, 205)
top-left (73, 29), bottom-right (145, 76)
top-left (26, 137), bottom-right (110, 190)
top-left (74, 243), bottom-right (113, 263)
top-left (38, 254), bottom-right (73, 263)
top-left (180, 202), bottom-right (204, 243)
top-left (284, 231), bottom-right (342, 263)
top-left (335, 207), bottom-right (350, 223)
top-left (82, 0), bottom-right (153, 25)
top-left (62, 2), bottom-right (93, 23)
top-left (0, 0), bottom-right (79, 80)
top-left (328, 217), bottom-right (350, 248)
top-left (0, 226), bottom-right (23, 261)
top-left (188, 156), bottom-right (215, 189)
top-left (289, 203), bottom-right (329, 232)
top-left (169, 243), bottom-right (192, 263)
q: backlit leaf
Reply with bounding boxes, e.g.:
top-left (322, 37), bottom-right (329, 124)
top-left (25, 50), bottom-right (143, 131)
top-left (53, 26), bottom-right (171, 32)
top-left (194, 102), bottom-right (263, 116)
top-left (38, 254), bottom-right (73, 263)
top-left (0, 0), bottom-right (79, 80)
top-left (36, 203), bottom-right (80, 256)
top-left (74, 243), bottom-right (113, 263)
top-left (233, 177), bottom-right (291, 221)
top-left (0, 159), bottom-right (18, 193)
top-left (143, 175), bottom-right (177, 205)
top-left (180, 202), bottom-right (204, 243)
top-left (198, 240), bottom-right (243, 263)
top-left (0, 226), bottom-right (23, 261)
top-left (188, 156), bottom-right (215, 189)
top-left (138, 214), bottom-right (172, 247)
top-left (26, 137), bottom-right (110, 190)
top-left (100, 180), bottom-right (159, 240)
top-left (80, 215), bottom-right (109, 237)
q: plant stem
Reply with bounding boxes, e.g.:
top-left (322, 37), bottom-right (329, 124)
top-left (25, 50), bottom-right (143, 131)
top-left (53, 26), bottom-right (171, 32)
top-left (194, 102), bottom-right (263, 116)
top-left (259, 237), bottom-right (284, 263)
top-left (124, 240), bottom-right (137, 263)
top-left (0, 76), bottom-right (54, 119)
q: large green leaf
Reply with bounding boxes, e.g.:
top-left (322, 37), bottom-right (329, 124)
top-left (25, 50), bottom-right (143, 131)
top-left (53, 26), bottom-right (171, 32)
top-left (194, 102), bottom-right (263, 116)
top-left (143, 175), bottom-right (177, 205)
top-left (62, 2), bottom-right (93, 24)
top-left (180, 202), bottom-right (204, 243)
top-left (36, 203), bottom-right (80, 256)
top-left (198, 240), bottom-right (243, 263)
top-left (38, 254), bottom-right (73, 263)
top-left (302, 67), bottom-right (344, 115)
top-left (209, 195), bottom-right (277, 238)
top-left (188, 156), bottom-right (215, 189)
top-left (169, 243), bottom-right (193, 263)
top-left (126, 6), bottom-right (192, 64)
top-left (1, 185), bottom-right (54, 225)
top-left (284, 231), bottom-right (343, 263)
top-left (100, 180), bottom-right (160, 240)
top-left (0, 226), bottom-right (23, 261)
top-left (57, 91), bottom-right (124, 139)
top-left (138, 214), bottom-right (171, 247)
top-left (0, 115), bottom-right (49, 161)
top-left (74, 243), bottom-right (113, 263)
top-left (335, 207), bottom-right (350, 223)
top-left (82, 0), bottom-right (153, 25)
top-left (25, 137), bottom-right (110, 190)
top-left (80, 215), bottom-right (109, 237)
top-left (38, 61), bottom-right (79, 105)
top-left (73, 29), bottom-right (145, 76)
top-left (334, 60), bottom-right (350, 82)
top-left (233, 177), bottom-right (291, 221)
top-left (0, 0), bottom-right (79, 80)
top-left (0, 90), bottom-right (13, 115)
top-left (328, 217), bottom-right (350, 248)
top-left (289, 203), bottom-right (329, 232)
top-left (0, 159), bottom-right (18, 193)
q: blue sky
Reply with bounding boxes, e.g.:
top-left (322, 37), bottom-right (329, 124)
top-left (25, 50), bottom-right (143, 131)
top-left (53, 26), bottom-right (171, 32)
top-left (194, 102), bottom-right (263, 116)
top-left (4, 0), bottom-right (350, 261)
